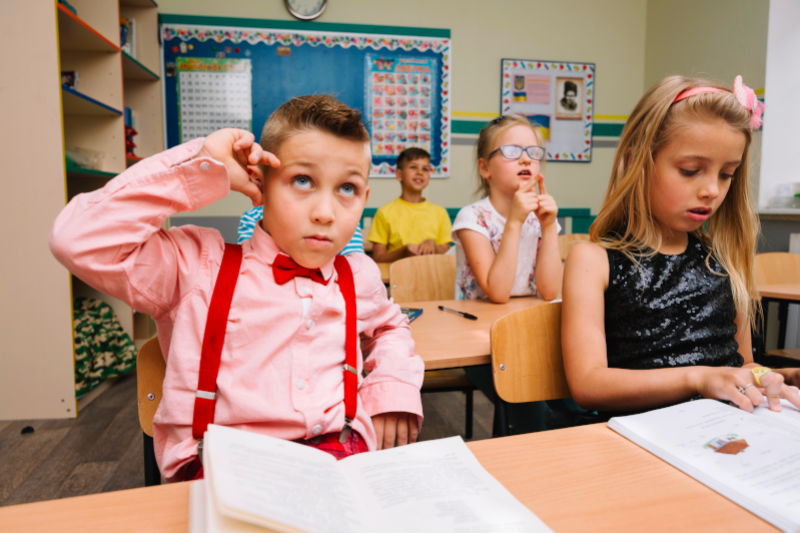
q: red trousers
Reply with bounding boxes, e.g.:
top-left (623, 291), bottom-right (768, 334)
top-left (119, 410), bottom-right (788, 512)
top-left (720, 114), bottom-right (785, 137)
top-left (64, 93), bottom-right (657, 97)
top-left (184, 431), bottom-right (368, 481)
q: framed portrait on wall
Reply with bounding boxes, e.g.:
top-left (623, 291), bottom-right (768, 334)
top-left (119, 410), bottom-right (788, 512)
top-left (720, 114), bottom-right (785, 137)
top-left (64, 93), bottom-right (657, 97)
top-left (555, 77), bottom-right (583, 119)
top-left (501, 59), bottom-right (595, 162)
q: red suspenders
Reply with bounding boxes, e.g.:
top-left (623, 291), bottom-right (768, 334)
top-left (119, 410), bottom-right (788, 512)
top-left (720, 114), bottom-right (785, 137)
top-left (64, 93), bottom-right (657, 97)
top-left (191, 245), bottom-right (359, 449)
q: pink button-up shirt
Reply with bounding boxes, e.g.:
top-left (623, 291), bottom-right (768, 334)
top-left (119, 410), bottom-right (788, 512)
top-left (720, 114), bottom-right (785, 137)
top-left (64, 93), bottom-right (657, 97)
top-left (50, 139), bottom-right (424, 481)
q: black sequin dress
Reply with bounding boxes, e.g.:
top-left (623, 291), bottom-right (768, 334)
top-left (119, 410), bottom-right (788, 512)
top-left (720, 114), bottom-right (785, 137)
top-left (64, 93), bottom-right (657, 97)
top-left (545, 234), bottom-right (744, 430)
top-left (604, 233), bottom-right (743, 370)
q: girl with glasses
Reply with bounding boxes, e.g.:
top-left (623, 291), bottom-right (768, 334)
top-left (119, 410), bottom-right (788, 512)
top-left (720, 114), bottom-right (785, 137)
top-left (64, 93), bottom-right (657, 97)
top-left (451, 114), bottom-right (563, 302)
top-left (452, 114), bottom-right (566, 435)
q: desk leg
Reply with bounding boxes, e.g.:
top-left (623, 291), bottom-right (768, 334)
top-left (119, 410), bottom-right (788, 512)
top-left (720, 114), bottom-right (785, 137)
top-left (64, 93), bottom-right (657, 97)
top-left (778, 301), bottom-right (789, 350)
top-left (493, 398), bottom-right (509, 438)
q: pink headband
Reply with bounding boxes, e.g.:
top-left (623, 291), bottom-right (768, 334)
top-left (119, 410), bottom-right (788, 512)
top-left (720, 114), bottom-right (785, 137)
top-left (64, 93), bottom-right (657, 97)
top-left (672, 76), bottom-right (765, 130)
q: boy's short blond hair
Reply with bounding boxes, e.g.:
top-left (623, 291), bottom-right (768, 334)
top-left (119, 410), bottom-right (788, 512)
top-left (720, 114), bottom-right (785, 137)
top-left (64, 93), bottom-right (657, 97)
top-left (259, 95), bottom-right (370, 155)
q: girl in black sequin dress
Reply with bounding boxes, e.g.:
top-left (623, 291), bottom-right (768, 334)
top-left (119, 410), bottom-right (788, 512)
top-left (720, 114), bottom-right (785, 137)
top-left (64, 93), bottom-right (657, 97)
top-left (560, 76), bottom-right (800, 423)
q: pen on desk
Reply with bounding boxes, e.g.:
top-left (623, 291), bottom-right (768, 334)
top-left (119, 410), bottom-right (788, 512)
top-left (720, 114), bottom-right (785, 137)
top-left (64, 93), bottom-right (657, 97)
top-left (438, 306), bottom-right (478, 320)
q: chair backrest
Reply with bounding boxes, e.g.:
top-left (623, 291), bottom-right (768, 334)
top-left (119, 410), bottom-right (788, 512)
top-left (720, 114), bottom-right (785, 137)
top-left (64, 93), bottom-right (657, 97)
top-left (137, 336), bottom-right (166, 437)
top-left (490, 302), bottom-right (571, 403)
top-left (558, 233), bottom-right (591, 262)
top-left (389, 255), bottom-right (456, 303)
top-left (754, 252), bottom-right (800, 285)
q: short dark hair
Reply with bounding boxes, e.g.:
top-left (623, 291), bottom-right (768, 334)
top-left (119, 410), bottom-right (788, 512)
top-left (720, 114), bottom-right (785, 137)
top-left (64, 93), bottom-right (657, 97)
top-left (260, 95), bottom-right (369, 154)
top-left (396, 147), bottom-right (431, 170)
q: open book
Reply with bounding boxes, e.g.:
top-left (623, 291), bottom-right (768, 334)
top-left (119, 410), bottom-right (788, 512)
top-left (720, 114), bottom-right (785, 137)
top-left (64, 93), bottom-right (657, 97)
top-left (608, 399), bottom-right (800, 533)
top-left (189, 424), bottom-right (553, 533)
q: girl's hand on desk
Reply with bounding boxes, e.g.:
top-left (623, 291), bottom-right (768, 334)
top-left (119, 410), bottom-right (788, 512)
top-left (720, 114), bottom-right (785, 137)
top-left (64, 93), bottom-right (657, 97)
top-left (372, 412), bottom-right (419, 450)
top-left (692, 367), bottom-right (800, 412)
top-left (196, 128), bottom-right (281, 207)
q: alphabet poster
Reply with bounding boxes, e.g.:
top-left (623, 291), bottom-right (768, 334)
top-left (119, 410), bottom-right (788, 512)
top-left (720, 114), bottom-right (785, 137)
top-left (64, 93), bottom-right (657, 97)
top-left (501, 59), bottom-right (595, 162)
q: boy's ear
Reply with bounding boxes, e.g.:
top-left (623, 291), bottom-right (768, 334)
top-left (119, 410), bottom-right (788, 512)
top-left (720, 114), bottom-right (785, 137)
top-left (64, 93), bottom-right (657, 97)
top-left (395, 166), bottom-right (403, 182)
top-left (364, 185), bottom-right (370, 204)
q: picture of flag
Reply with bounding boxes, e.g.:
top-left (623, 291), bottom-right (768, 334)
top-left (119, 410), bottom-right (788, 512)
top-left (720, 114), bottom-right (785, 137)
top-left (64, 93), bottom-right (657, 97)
top-left (527, 114), bottom-right (551, 141)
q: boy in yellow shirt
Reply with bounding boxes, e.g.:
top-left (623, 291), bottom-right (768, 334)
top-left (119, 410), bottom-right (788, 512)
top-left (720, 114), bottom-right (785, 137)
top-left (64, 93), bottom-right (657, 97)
top-left (368, 148), bottom-right (452, 262)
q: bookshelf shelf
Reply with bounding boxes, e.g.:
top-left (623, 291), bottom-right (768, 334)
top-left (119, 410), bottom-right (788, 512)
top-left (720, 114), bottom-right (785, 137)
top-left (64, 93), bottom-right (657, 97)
top-left (57, 4), bottom-right (119, 53)
top-left (122, 51), bottom-right (160, 81)
top-left (61, 85), bottom-right (123, 116)
top-left (66, 164), bottom-right (117, 179)
top-left (126, 154), bottom-right (144, 166)
top-left (120, 0), bottom-right (159, 6)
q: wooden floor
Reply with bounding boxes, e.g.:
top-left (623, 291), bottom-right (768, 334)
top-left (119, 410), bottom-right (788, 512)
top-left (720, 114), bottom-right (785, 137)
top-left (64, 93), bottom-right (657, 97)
top-left (0, 374), bottom-right (494, 507)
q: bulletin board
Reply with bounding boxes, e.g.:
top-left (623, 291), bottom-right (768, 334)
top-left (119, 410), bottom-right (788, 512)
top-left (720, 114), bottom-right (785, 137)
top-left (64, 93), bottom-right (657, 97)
top-left (160, 16), bottom-right (452, 178)
top-left (500, 59), bottom-right (595, 162)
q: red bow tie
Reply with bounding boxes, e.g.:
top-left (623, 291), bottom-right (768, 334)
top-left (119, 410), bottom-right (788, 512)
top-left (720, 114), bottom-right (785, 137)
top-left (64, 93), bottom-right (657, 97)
top-left (272, 254), bottom-right (329, 286)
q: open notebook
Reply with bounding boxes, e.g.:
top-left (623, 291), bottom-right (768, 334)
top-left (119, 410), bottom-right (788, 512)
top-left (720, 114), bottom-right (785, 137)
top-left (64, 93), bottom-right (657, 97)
top-left (189, 424), bottom-right (553, 533)
top-left (609, 399), bottom-right (800, 533)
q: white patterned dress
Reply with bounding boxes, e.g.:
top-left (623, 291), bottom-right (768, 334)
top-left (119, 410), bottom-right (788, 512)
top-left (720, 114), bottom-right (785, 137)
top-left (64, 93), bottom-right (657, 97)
top-left (452, 197), bottom-right (559, 300)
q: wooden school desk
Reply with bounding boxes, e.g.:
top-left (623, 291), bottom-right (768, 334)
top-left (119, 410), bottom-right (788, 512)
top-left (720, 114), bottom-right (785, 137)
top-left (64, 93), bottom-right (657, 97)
top-left (0, 424), bottom-right (778, 533)
top-left (406, 297), bottom-right (546, 370)
top-left (758, 283), bottom-right (800, 353)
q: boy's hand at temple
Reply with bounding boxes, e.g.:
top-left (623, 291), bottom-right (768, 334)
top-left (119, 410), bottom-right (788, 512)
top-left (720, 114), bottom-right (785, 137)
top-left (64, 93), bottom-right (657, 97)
top-left (195, 128), bottom-right (281, 207)
top-left (372, 412), bottom-right (420, 449)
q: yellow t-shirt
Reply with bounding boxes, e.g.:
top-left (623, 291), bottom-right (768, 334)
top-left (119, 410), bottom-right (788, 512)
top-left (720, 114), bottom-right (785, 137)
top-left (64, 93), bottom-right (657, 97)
top-left (367, 198), bottom-right (452, 252)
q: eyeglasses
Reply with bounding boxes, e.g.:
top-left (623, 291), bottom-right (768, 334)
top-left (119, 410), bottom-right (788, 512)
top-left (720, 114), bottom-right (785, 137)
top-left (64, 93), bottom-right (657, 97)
top-left (488, 144), bottom-right (546, 161)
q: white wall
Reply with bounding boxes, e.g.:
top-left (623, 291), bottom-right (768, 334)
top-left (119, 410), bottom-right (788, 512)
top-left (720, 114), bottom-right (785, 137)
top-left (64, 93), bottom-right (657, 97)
top-left (160, 0), bottom-right (647, 215)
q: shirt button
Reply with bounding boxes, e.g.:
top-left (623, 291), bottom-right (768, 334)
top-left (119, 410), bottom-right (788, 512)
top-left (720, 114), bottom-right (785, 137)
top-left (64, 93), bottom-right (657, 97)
top-left (301, 286), bottom-right (310, 295)
top-left (200, 161), bottom-right (210, 171)
top-left (296, 379), bottom-right (306, 390)
top-left (312, 424), bottom-right (322, 435)
top-left (306, 319), bottom-right (314, 330)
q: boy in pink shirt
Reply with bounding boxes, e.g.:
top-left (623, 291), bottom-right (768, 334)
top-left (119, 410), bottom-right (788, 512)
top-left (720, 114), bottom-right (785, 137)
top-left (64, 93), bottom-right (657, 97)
top-left (51, 95), bottom-right (424, 482)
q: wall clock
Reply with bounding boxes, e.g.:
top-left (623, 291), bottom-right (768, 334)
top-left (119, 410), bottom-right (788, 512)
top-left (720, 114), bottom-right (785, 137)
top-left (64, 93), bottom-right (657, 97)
top-left (284, 0), bottom-right (327, 20)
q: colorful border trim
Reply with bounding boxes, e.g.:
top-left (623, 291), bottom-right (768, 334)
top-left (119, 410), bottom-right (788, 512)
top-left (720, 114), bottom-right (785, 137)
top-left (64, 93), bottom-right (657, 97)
top-left (501, 59), bottom-right (595, 163)
top-left (159, 14), bottom-right (450, 39)
top-left (161, 23), bottom-right (451, 178)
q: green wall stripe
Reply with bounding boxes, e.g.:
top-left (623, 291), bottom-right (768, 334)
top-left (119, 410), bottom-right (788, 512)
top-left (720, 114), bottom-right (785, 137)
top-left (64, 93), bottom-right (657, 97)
top-left (362, 207), bottom-right (591, 225)
top-left (159, 14), bottom-right (450, 38)
top-left (452, 120), bottom-right (625, 138)
top-left (592, 123), bottom-right (624, 137)
top-left (451, 120), bottom-right (485, 135)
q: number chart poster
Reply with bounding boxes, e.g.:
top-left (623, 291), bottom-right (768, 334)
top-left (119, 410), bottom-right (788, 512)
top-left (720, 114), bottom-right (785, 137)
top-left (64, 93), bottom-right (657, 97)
top-left (176, 57), bottom-right (252, 144)
top-left (161, 19), bottom-right (452, 178)
top-left (501, 59), bottom-right (595, 162)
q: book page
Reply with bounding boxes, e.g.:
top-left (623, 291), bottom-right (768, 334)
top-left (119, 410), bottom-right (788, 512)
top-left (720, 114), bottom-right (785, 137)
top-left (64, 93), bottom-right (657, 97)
top-left (206, 425), bottom-right (372, 533)
top-left (341, 437), bottom-right (553, 533)
top-left (609, 400), bottom-right (800, 532)
top-left (752, 399), bottom-right (800, 439)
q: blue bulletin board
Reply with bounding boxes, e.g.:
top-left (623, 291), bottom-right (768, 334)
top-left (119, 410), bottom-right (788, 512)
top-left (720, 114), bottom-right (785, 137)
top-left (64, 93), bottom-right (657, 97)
top-left (160, 16), bottom-right (452, 178)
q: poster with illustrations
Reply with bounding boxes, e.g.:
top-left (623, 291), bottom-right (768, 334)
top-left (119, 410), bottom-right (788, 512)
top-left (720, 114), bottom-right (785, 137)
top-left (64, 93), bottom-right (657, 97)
top-left (365, 55), bottom-right (440, 173)
top-left (161, 18), bottom-right (451, 179)
top-left (176, 57), bottom-right (252, 144)
top-left (501, 59), bottom-right (595, 162)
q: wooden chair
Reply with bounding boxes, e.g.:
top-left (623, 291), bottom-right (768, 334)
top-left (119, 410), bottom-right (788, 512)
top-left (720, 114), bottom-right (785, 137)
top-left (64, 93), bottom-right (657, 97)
top-left (558, 233), bottom-right (591, 263)
top-left (755, 253), bottom-right (800, 364)
top-left (388, 255), bottom-right (477, 439)
top-left (136, 336), bottom-right (166, 486)
top-left (490, 302), bottom-right (571, 436)
top-left (389, 255), bottom-right (457, 302)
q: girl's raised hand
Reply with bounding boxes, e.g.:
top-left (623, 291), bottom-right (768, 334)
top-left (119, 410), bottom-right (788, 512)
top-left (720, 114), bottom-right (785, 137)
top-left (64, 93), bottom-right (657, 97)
top-left (509, 176), bottom-right (540, 225)
top-left (535, 175), bottom-right (559, 228)
top-left (195, 128), bottom-right (281, 207)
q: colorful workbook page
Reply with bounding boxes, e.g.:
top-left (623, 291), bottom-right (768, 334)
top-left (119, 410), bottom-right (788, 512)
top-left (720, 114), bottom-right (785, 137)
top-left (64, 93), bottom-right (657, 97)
top-left (197, 424), bottom-right (553, 533)
top-left (609, 399), bottom-right (800, 533)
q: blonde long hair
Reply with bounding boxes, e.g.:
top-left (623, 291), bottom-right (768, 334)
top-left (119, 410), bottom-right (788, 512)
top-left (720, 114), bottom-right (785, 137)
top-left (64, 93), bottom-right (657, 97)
top-left (590, 76), bottom-right (760, 325)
